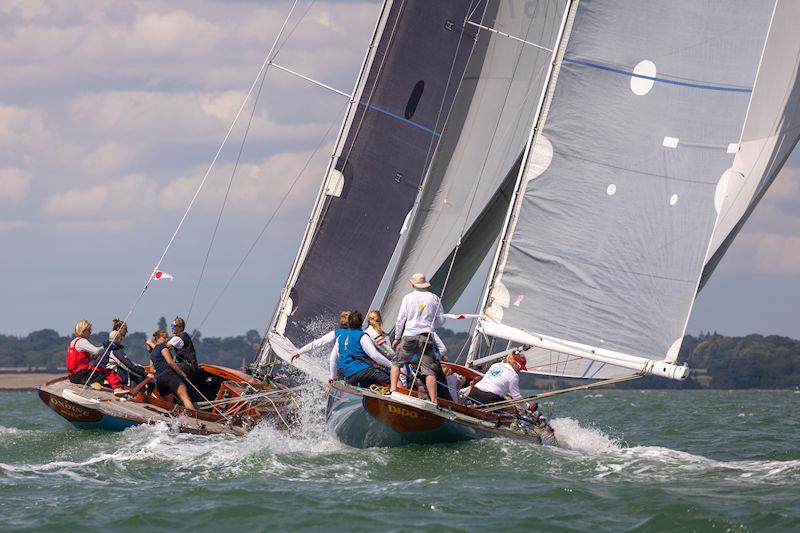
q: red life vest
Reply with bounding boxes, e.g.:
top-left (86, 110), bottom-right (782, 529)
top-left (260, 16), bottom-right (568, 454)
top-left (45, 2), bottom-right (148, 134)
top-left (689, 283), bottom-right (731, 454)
top-left (66, 337), bottom-right (92, 374)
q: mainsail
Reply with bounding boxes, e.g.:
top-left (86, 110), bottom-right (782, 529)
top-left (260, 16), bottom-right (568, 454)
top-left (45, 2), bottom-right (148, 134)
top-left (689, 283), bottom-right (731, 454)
top-left (379, 0), bottom-right (569, 327)
top-left (271, 0), bottom-right (479, 346)
top-left (470, 0), bottom-right (793, 381)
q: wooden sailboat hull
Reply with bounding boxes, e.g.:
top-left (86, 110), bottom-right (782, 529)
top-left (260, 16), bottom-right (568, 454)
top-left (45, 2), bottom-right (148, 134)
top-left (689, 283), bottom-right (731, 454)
top-left (326, 383), bottom-right (557, 448)
top-left (38, 365), bottom-right (296, 436)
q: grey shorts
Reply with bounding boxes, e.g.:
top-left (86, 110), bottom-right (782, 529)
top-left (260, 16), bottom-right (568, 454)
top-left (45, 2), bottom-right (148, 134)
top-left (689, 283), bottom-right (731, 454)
top-left (393, 334), bottom-right (439, 377)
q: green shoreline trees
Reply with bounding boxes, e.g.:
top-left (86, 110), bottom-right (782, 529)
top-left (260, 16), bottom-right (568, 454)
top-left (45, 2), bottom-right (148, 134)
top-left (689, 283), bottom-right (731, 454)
top-left (1, 328), bottom-right (797, 389)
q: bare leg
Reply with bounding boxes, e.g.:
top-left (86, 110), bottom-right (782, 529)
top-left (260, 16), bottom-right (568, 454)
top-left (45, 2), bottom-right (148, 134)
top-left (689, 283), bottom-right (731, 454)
top-left (425, 374), bottom-right (437, 405)
top-left (175, 384), bottom-right (195, 411)
top-left (390, 365), bottom-right (401, 392)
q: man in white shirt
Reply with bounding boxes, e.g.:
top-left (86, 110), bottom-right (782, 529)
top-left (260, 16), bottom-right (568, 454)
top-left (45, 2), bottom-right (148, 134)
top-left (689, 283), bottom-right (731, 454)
top-left (390, 273), bottom-right (446, 403)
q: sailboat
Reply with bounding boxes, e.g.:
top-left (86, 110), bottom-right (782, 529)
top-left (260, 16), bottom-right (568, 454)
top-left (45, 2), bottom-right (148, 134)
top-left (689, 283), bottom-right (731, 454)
top-left (38, 364), bottom-right (299, 436)
top-left (254, 0), bottom-right (800, 448)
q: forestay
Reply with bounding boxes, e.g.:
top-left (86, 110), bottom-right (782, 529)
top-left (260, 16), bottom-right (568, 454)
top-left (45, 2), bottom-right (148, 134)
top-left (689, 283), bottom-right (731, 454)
top-left (476, 0), bottom-right (783, 380)
top-left (379, 0), bottom-right (569, 327)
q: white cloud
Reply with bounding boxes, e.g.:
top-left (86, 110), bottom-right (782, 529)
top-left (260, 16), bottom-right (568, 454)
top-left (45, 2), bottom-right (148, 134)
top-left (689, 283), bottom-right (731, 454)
top-left (0, 167), bottom-right (31, 203)
top-left (40, 174), bottom-right (159, 217)
top-left (46, 219), bottom-right (134, 235)
top-left (763, 166), bottom-right (800, 205)
top-left (160, 148), bottom-right (326, 214)
top-left (0, 105), bottom-right (47, 159)
top-left (0, 219), bottom-right (29, 232)
top-left (726, 232), bottom-right (800, 275)
top-left (82, 142), bottom-right (140, 176)
top-left (0, 0), bottom-right (49, 20)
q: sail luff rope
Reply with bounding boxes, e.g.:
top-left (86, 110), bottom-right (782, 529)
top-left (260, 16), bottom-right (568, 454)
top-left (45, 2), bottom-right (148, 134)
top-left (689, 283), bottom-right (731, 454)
top-left (78, 0), bottom-right (301, 393)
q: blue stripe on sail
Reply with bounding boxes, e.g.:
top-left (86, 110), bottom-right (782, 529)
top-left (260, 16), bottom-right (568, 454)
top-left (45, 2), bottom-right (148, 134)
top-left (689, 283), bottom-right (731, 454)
top-left (358, 102), bottom-right (441, 136)
top-left (562, 57), bottom-right (753, 93)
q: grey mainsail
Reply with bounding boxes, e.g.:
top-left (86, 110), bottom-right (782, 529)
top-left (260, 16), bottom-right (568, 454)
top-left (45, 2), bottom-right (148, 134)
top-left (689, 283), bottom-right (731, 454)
top-left (379, 0), bottom-right (568, 328)
top-left (473, 0), bottom-right (786, 380)
top-left (273, 0), bottom-right (480, 345)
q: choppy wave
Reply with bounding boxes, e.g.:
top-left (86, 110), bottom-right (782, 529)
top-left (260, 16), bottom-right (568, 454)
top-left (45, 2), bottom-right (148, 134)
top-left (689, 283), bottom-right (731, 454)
top-left (549, 416), bottom-right (800, 485)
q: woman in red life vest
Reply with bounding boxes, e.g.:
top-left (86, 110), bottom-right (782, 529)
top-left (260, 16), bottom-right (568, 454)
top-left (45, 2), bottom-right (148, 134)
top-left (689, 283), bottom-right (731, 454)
top-left (66, 319), bottom-right (124, 391)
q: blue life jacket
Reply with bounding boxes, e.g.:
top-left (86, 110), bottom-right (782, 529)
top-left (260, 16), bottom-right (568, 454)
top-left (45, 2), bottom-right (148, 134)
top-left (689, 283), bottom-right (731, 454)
top-left (336, 328), bottom-right (372, 378)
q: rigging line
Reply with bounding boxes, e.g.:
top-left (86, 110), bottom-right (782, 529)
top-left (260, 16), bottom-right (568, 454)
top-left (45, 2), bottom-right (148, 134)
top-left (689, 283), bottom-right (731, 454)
top-left (84, 2), bottom-right (311, 391)
top-left (144, 0), bottom-right (301, 297)
top-left (196, 104), bottom-right (348, 332)
top-left (479, 373), bottom-right (643, 411)
top-left (187, 49), bottom-right (271, 322)
top-left (187, 0), bottom-right (318, 322)
top-left (466, 21), bottom-right (554, 53)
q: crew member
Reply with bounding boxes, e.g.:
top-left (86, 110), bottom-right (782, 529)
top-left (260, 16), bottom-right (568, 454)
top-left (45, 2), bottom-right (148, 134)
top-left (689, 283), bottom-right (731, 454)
top-left (166, 316), bottom-right (199, 376)
top-left (149, 329), bottom-right (195, 410)
top-left (467, 350), bottom-right (528, 407)
top-left (290, 311), bottom-right (350, 362)
top-left (66, 319), bottom-right (124, 393)
top-left (102, 317), bottom-right (150, 387)
top-left (330, 311), bottom-right (391, 387)
top-left (390, 273), bottom-right (446, 404)
top-left (365, 310), bottom-right (394, 358)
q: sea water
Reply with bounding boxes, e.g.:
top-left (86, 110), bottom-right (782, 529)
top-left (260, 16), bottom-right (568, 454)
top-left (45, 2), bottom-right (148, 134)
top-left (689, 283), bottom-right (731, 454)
top-left (0, 389), bottom-right (797, 532)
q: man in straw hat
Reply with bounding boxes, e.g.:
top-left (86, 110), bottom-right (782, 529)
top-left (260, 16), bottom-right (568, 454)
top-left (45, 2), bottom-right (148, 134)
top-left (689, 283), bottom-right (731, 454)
top-left (390, 272), bottom-right (446, 403)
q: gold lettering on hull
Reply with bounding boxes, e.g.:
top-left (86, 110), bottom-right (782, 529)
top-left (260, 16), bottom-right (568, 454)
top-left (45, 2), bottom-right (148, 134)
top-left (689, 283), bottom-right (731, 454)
top-left (48, 395), bottom-right (102, 422)
top-left (387, 404), bottom-right (419, 418)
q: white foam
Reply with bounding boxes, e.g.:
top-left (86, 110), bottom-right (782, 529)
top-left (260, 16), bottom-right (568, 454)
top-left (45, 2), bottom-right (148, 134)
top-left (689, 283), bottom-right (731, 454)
top-left (548, 417), bottom-right (800, 484)
top-left (550, 417), bottom-right (622, 453)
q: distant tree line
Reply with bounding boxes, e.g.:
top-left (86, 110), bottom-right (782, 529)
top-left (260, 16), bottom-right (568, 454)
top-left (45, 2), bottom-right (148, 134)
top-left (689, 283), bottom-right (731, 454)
top-left (1, 323), bottom-right (798, 388)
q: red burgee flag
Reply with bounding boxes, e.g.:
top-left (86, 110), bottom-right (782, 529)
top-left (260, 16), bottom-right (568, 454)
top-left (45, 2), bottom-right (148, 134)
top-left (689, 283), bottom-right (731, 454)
top-left (153, 270), bottom-right (173, 281)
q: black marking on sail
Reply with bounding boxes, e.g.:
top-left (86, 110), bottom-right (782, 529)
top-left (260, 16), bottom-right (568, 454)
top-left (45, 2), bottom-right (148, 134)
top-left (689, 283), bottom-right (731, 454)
top-left (404, 80), bottom-right (425, 119)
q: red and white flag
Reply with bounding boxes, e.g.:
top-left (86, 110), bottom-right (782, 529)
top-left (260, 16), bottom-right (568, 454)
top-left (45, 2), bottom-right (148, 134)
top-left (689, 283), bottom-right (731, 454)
top-left (444, 313), bottom-right (479, 320)
top-left (152, 270), bottom-right (174, 281)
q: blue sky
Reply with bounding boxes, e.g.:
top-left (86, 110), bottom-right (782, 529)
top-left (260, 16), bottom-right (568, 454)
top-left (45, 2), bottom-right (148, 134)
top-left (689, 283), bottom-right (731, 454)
top-left (0, 0), bottom-right (798, 340)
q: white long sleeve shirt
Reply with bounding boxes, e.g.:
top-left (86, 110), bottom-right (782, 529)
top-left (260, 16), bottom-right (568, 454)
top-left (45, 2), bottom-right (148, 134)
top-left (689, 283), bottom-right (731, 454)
top-left (394, 289), bottom-right (446, 338)
top-left (474, 362), bottom-right (522, 400)
top-left (329, 334), bottom-right (392, 380)
top-left (74, 338), bottom-right (104, 357)
top-left (297, 331), bottom-right (336, 355)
